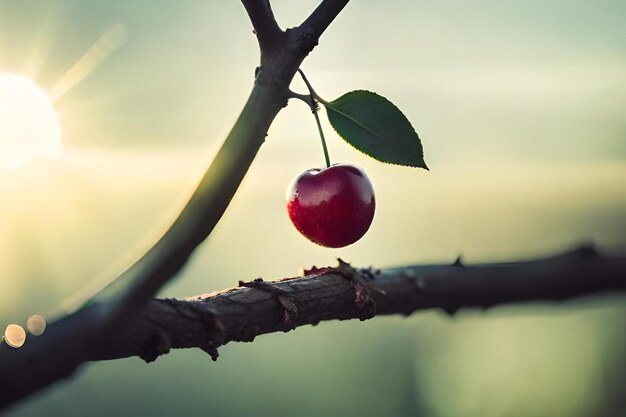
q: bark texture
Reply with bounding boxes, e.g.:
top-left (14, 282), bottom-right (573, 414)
top-left (85, 247), bottom-right (626, 363)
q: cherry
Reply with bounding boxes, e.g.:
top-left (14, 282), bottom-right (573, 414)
top-left (286, 164), bottom-right (375, 248)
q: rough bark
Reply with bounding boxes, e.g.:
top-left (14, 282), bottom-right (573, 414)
top-left (82, 247), bottom-right (626, 363)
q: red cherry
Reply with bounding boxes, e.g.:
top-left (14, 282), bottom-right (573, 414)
top-left (286, 164), bottom-right (375, 248)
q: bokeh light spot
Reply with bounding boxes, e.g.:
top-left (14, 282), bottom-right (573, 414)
top-left (3, 324), bottom-right (27, 348)
top-left (26, 314), bottom-right (47, 336)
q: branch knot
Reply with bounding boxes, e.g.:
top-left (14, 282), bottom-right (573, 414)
top-left (293, 27), bottom-right (318, 52)
top-left (336, 259), bottom-right (379, 320)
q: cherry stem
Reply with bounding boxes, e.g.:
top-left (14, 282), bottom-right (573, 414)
top-left (298, 69), bottom-right (331, 168)
top-left (313, 106), bottom-right (331, 168)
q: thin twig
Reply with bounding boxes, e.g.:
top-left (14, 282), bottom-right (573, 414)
top-left (241, 0), bottom-right (282, 50)
top-left (301, 0), bottom-right (351, 41)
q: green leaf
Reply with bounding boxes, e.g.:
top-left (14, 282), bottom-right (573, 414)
top-left (323, 90), bottom-right (428, 169)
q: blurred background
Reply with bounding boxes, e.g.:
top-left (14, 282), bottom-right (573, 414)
top-left (1, 0), bottom-right (625, 416)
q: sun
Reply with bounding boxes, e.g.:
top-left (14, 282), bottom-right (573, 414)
top-left (0, 72), bottom-right (62, 169)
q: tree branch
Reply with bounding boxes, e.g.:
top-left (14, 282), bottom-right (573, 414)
top-left (3, 246), bottom-right (624, 409)
top-left (241, 0), bottom-right (282, 51)
top-left (0, 1), bottom-right (351, 410)
top-left (80, 246), bottom-right (625, 362)
top-left (301, 0), bottom-right (350, 42)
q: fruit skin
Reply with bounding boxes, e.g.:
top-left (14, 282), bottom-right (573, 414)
top-left (286, 164), bottom-right (375, 248)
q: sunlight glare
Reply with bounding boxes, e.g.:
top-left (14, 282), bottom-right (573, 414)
top-left (0, 73), bottom-right (61, 169)
top-left (50, 24), bottom-right (127, 101)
